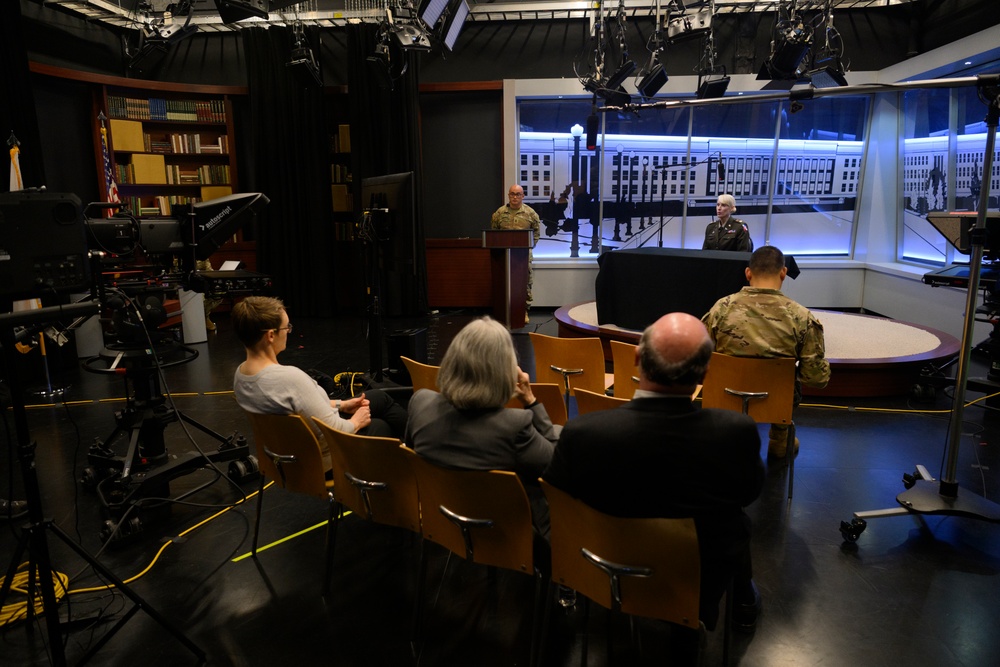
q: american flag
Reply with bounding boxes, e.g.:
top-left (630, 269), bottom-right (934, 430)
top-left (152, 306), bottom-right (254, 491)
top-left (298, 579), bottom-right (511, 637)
top-left (99, 114), bottom-right (120, 212)
top-left (9, 143), bottom-right (23, 191)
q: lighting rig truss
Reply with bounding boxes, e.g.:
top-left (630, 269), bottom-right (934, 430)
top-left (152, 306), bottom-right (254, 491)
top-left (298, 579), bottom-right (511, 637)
top-left (757, 0), bottom-right (814, 81)
top-left (287, 18), bottom-right (322, 86)
top-left (691, 1), bottom-right (729, 98)
top-left (578, 0), bottom-right (636, 108)
top-left (126, 0), bottom-right (198, 74)
top-left (636, 0), bottom-right (669, 99)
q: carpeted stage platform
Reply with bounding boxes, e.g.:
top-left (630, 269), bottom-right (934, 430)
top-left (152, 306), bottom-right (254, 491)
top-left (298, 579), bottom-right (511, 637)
top-left (555, 302), bottom-right (962, 397)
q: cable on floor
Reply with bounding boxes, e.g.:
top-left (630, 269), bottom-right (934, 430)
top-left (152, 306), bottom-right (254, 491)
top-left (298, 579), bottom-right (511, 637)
top-left (0, 562), bottom-right (70, 627)
top-left (66, 480), bottom-right (274, 596)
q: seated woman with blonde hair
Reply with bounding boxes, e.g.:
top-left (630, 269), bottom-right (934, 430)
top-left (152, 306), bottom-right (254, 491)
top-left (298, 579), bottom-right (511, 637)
top-left (405, 316), bottom-right (559, 533)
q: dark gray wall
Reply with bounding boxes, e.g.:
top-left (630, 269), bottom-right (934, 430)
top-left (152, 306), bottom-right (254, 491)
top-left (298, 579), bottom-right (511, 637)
top-left (419, 89), bottom-right (503, 238)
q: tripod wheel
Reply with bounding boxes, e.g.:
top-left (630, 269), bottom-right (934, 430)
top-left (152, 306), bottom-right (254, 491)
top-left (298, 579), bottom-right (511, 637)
top-left (101, 516), bottom-right (143, 544)
top-left (80, 466), bottom-right (114, 492)
top-left (839, 517), bottom-right (867, 543)
top-left (228, 455), bottom-right (259, 484)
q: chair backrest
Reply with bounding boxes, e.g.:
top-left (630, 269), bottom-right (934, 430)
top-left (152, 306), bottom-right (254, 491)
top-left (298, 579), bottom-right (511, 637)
top-left (409, 457), bottom-right (534, 574)
top-left (540, 480), bottom-right (701, 629)
top-left (243, 411), bottom-right (329, 500)
top-left (574, 387), bottom-right (629, 415)
top-left (700, 352), bottom-right (796, 424)
top-left (312, 419), bottom-right (421, 534)
top-left (610, 340), bottom-right (639, 400)
top-left (529, 332), bottom-right (608, 397)
top-left (504, 382), bottom-right (568, 426)
top-left (401, 355), bottom-right (440, 392)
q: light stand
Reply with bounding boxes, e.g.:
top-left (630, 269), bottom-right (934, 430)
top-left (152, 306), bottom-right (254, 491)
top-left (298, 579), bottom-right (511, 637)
top-left (359, 208), bottom-right (387, 382)
top-left (841, 75), bottom-right (1000, 542)
top-left (0, 301), bottom-right (205, 666)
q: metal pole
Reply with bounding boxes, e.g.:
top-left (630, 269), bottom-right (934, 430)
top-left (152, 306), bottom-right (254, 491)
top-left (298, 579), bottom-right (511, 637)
top-left (940, 80), bottom-right (999, 497)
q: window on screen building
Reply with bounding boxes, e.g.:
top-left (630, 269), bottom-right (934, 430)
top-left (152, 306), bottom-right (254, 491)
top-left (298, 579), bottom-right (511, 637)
top-left (900, 84), bottom-right (999, 265)
top-left (517, 94), bottom-right (870, 259)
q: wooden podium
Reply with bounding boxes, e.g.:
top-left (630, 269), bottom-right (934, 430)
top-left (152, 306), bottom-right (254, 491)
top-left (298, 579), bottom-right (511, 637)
top-left (482, 229), bottom-right (533, 329)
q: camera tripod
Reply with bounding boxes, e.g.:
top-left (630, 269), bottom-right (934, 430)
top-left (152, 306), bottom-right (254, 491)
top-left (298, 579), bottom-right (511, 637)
top-left (0, 301), bottom-right (206, 665)
top-left (81, 337), bottom-right (254, 542)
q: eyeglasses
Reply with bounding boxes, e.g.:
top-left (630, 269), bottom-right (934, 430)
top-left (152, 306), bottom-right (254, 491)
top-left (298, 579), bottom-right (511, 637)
top-left (263, 323), bottom-right (293, 334)
top-left (508, 192), bottom-right (525, 198)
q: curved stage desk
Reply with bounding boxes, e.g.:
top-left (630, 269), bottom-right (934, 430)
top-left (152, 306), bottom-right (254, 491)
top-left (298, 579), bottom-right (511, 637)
top-left (555, 302), bottom-right (961, 397)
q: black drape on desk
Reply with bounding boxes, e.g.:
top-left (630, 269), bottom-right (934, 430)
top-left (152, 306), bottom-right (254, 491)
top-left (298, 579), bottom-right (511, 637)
top-left (243, 26), bottom-right (335, 316)
top-left (596, 248), bottom-right (751, 331)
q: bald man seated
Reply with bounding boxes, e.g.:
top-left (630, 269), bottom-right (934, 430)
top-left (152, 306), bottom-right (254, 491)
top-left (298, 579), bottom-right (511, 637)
top-left (544, 312), bottom-right (765, 634)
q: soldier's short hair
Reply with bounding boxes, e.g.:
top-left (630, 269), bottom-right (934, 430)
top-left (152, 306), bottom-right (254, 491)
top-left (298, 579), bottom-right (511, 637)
top-left (717, 193), bottom-right (736, 211)
top-left (749, 245), bottom-right (784, 276)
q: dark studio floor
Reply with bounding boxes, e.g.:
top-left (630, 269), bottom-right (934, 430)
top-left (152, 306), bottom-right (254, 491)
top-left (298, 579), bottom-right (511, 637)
top-left (2, 307), bottom-right (1000, 667)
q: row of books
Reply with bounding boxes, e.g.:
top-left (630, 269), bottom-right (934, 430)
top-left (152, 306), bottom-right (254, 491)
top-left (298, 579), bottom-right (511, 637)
top-left (165, 164), bottom-right (230, 185)
top-left (330, 163), bottom-right (352, 184)
top-left (111, 119), bottom-right (229, 155)
top-left (116, 160), bottom-right (230, 185)
top-left (121, 195), bottom-right (201, 217)
top-left (107, 95), bottom-right (227, 123)
top-left (329, 124), bottom-right (351, 153)
top-left (148, 133), bottom-right (229, 155)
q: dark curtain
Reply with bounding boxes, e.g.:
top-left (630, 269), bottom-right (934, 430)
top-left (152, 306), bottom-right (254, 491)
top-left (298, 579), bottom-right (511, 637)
top-left (346, 24), bottom-right (427, 317)
top-left (242, 26), bottom-right (335, 317)
top-left (1, 1), bottom-right (44, 190)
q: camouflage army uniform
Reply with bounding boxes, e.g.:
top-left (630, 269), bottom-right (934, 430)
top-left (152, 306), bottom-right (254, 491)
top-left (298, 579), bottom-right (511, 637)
top-left (702, 286), bottom-right (831, 445)
top-left (490, 203), bottom-right (540, 306)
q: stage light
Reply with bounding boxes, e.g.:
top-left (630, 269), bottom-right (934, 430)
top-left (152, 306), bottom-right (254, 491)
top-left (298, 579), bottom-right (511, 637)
top-left (418, 0), bottom-right (450, 28)
top-left (441, 0), bottom-right (470, 52)
top-left (637, 63), bottom-right (669, 99)
top-left (665, 6), bottom-right (712, 43)
top-left (214, 0), bottom-right (268, 24)
top-left (606, 60), bottom-right (637, 91)
top-left (807, 65), bottom-right (848, 88)
top-left (758, 17), bottom-right (813, 80)
top-left (696, 75), bottom-right (730, 99)
top-left (127, 1), bottom-right (197, 74)
top-left (287, 46), bottom-right (321, 87)
top-left (387, 5), bottom-right (432, 51)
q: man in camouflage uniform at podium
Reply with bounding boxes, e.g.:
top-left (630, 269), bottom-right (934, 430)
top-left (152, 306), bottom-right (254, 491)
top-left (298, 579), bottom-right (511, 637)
top-left (702, 245), bottom-right (831, 458)
top-left (491, 184), bottom-right (540, 324)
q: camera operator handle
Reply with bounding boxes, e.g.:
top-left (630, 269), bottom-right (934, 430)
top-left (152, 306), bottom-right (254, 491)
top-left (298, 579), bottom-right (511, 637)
top-left (0, 301), bottom-right (100, 329)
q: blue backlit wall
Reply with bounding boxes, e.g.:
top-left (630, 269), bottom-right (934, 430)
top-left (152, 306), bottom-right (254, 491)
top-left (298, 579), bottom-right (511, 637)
top-left (516, 95), bottom-right (872, 259)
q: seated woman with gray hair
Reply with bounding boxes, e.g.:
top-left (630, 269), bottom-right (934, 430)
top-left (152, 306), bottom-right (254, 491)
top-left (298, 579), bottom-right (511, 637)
top-left (404, 316), bottom-right (559, 535)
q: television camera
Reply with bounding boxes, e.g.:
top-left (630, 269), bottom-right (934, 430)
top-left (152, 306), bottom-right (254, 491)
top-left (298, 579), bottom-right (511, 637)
top-left (0, 188), bottom-right (268, 541)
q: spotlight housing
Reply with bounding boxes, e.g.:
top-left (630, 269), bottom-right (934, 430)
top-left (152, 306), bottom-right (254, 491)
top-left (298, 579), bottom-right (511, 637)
top-left (214, 0), bottom-right (268, 24)
top-left (287, 46), bottom-right (322, 87)
top-left (807, 64), bottom-right (848, 88)
top-left (638, 63), bottom-right (669, 99)
top-left (696, 75), bottom-right (730, 99)
top-left (665, 7), bottom-right (712, 43)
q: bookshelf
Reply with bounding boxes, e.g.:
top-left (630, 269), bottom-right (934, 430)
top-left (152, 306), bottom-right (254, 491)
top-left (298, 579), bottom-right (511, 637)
top-left (327, 92), bottom-right (355, 241)
top-left (101, 87), bottom-right (238, 218)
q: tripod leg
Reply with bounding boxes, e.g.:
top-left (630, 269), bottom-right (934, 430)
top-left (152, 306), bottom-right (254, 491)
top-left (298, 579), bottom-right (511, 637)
top-left (0, 527), bottom-right (31, 606)
top-left (47, 522), bottom-right (206, 663)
